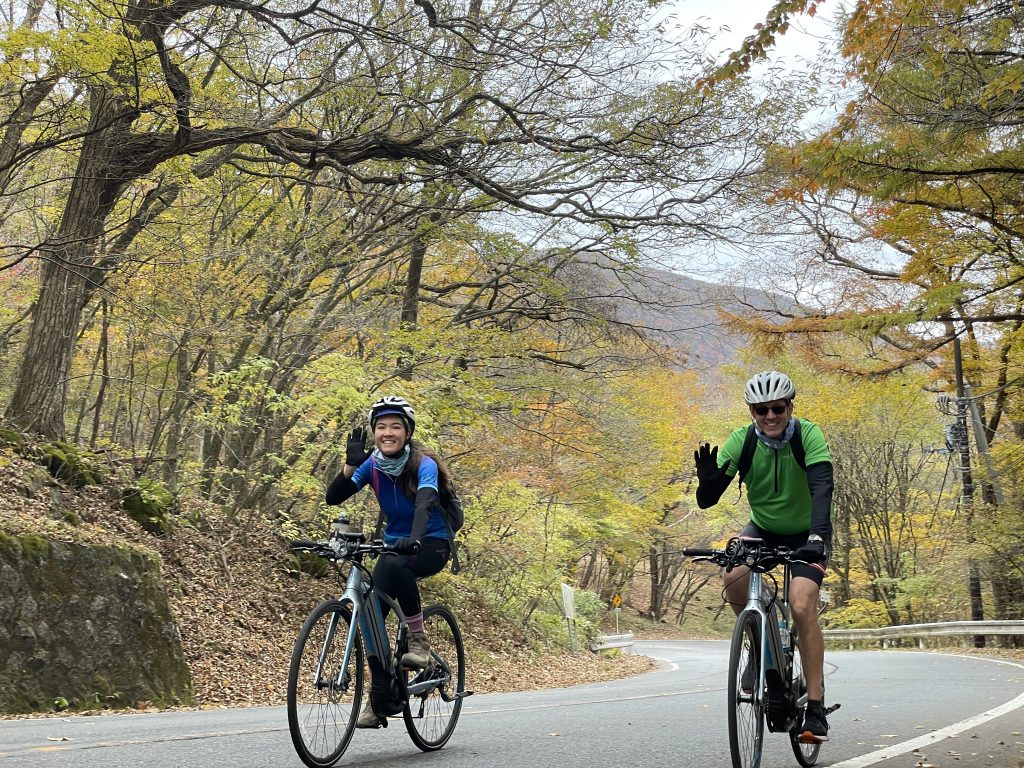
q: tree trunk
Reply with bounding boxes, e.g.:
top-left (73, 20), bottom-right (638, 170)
top-left (397, 208), bottom-right (442, 379)
top-left (4, 88), bottom-right (132, 438)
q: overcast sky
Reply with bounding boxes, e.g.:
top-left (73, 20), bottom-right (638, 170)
top-left (664, 0), bottom-right (846, 72)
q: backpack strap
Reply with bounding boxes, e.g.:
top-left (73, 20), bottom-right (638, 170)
top-left (737, 423), bottom-right (758, 488)
top-left (738, 419), bottom-right (807, 488)
top-left (791, 419), bottom-right (806, 470)
top-left (375, 464), bottom-right (462, 573)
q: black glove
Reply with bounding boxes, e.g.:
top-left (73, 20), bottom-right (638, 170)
top-left (694, 443), bottom-right (732, 484)
top-left (792, 536), bottom-right (827, 564)
top-left (346, 427), bottom-right (371, 467)
top-left (392, 538), bottom-right (421, 555)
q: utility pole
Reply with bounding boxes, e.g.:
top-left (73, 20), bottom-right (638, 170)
top-left (964, 383), bottom-right (1004, 507)
top-left (953, 336), bottom-right (985, 648)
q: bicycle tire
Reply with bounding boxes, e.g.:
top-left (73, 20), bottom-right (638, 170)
top-left (287, 600), bottom-right (364, 768)
top-left (403, 604), bottom-right (466, 751)
top-left (789, 644), bottom-right (820, 766)
top-left (728, 610), bottom-right (765, 768)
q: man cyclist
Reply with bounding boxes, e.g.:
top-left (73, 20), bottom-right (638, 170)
top-left (693, 370), bottom-right (834, 742)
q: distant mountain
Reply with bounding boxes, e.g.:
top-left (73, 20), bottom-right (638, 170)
top-left (603, 266), bottom-right (792, 370)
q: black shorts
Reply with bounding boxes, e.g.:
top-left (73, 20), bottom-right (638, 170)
top-left (739, 522), bottom-right (827, 586)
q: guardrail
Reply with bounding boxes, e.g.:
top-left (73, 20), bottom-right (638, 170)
top-left (591, 621), bottom-right (1022, 652)
top-left (590, 632), bottom-right (635, 652)
top-left (823, 620), bottom-right (1024, 648)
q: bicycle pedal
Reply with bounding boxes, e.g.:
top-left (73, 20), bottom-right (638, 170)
top-left (797, 731), bottom-right (827, 744)
top-left (825, 703), bottom-right (841, 715)
top-left (456, 690), bottom-right (474, 699)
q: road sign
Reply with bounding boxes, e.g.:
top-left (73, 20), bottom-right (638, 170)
top-left (611, 593), bottom-right (622, 608)
top-left (561, 583), bottom-right (577, 620)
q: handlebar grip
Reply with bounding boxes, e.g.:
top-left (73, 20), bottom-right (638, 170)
top-left (683, 548), bottom-right (717, 557)
top-left (389, 539), bottom-right (421, 555)
top-left (290, 539), bottom-right (321, 550)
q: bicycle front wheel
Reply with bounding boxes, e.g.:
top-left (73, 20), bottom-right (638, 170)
top-left (728, 610), bottom-right (765, 768)
top-left (403, 604), bottom-right (466, 751)
top-left (287, 600), bottom-right (364, 768)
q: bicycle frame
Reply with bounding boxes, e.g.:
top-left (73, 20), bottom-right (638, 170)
top-left (684, 537), bottom-right (828, 768)
top-left (288, 535), bottom-right (468, 767)
top-left (311, 547), bottom-right (447, 703)
top-left (741, 562), bottom-right (801, 732)
top-left (315, 555), bottom-right (407, 692)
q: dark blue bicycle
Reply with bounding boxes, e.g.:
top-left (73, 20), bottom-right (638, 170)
top-left (287, 530), bottom-right (469, 767)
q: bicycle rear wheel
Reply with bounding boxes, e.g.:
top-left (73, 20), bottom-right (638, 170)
top-left (728, 610), bottom-right (765, 768)
top-left (789, 645), bottom-right (820, 766)
top-left (403, 604), bottom-right (466, 750)
top-left (287, 600), bottom-right (364, 768)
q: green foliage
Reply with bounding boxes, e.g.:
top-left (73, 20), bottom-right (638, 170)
top-left (1, 0), bottom-right (1020, 652)
top-left (198, 357), bottom-right (295, 429)
top-left (825, 598), bottom-right (891, 629)
top-left (290, 550), bottom-right (332, 579)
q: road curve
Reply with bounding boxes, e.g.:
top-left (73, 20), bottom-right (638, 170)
top-left (1, 641), bottom-right (1021, 768)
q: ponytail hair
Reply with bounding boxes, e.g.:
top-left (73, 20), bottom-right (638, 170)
top-left (398, 439), bottom-right (453, 500)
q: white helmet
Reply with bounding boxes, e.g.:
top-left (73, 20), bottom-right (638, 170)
top-left (368, 395), bottom-right (416, 435)
top-left (744, 371), bottom-right (796, 404)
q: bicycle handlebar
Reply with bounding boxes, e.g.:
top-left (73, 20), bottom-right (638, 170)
top-left (289, 536), bottom-right (406, 561)
top-left (681, 547), bottom-right (717, 558)
top-left (683, 537), bottom-right (798, 572)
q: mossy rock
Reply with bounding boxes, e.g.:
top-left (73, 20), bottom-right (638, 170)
top-left (16, 464), bottom-right (53, 498)
top-left (0, 536), bottom-right (194, 713)
top-left (288, 550), bottom-right (332, 579)
top-left (0, 427), bottom-right (26, 449)
top-left (122, 478), bottom-right (176, 536)
top-left (13, 532), bottom-right (51, 560)
top-left (37, 441), bottom-right (102, 488)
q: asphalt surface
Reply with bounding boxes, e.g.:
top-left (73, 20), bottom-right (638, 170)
top-left (830, 711), bottom-right (1024, 768)
top-left (1, 642), bottom-right (1021, 768)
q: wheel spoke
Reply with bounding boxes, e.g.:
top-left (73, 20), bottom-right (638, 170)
top-left (403, 604), bottom-right (466, 751)
top-left (287, 602), bottom-right (361, 768)
top-left (790, 645), bottom-right (820, 766)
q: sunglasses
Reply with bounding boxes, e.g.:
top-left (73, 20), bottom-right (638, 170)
top-left (753, 404), bottom-right (789, 416)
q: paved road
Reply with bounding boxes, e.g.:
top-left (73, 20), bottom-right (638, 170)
top-left (1, 641), bottom-right (1022, 768)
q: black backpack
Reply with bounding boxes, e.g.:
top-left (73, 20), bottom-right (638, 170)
top-left (438, 481), bottom-right (464, 534)
top-left (437, 480), bottom-right (465, 574)
top-left (737, 418), bottom-right (806, 488)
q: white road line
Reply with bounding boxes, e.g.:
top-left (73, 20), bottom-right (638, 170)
top-left (831, 655), bottom-right (1024, 768)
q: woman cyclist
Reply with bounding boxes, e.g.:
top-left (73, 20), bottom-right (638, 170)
top-left (325, 395), bottom-right (454, 728)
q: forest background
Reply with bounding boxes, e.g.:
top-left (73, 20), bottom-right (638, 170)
top-left (0, 0), bottom-right (1022, 709)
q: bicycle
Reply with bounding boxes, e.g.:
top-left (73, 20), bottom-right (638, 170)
top-left (683, 536), bottom-right (839, 768)
top-left (287, 521), bottom-right (471, 768)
